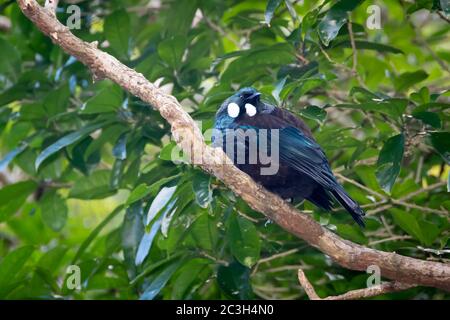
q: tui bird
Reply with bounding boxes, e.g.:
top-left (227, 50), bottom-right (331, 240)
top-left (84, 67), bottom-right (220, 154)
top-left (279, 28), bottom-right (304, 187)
top-left (213, 87), bottom-right (365, 227)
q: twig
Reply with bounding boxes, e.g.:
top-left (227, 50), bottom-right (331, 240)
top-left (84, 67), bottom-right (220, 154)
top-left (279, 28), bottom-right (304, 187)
top-left (369, 235), bottom-right (412, 246)
top-left (252, 248), bottom-right (300, 275)
top-left (437, 11), bottom-right (450, 24)
top-left (336, 173), bottom-right (448, 217)
top-left (398, 181), bottom-right (446, 202)
top-left (347, 14), bottom-right (358, 75)
top-left (298, 269), bottom-right (416, 300)
top-left (258, 248), bottom-right (300, 264)
top-left (335, 173), bottom-right (385, 199)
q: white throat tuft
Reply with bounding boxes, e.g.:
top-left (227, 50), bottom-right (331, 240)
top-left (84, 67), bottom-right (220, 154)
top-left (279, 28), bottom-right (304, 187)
top-left (245, 103), bottom-right (257, 117)
top-left (227, 102), bottom-right (240, 118)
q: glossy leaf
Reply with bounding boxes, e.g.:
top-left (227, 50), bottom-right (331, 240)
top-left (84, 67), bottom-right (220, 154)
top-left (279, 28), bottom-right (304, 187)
top-left (317, 0), bottom-right (364, 46)
top-left (69, 170), bottom-right (116, 199)
top-left (0, 181), bottom-right (37, 222)
top-left (35, 122), bottom-right (107, 170)
top-left (429, 132), bottom-right (450, 163)
top-left (217, 261), bottom-right (253, 299)
top-left (376, 134), bottom-right (405, 193)
top-left (104, 10), bottom-right (131, 59)
top-left (0, 246), bottom-right (34, 297)
top-left (40, 191), bottom-right (68, 232)
top-left (192, 171), bottom-right (212, 208)
top-left (228, 213), bottom-right (261, 268)
top-left (140, 260), bottom-right (182, 300)
top-left (264, 0), bottom-right (283, 25)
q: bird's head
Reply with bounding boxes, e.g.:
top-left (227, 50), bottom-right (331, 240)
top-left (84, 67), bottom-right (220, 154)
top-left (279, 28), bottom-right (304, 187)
top-left (216, 87), bottom-right (262, 121)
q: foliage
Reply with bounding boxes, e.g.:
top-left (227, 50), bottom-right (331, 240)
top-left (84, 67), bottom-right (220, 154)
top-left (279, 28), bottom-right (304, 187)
top-left (0, 0), bottom-right (449, 300)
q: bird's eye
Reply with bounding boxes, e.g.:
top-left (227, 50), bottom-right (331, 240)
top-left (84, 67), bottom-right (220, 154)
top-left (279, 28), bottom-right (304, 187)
top-left (227, 102), bottom-right (240, 118)
top-left (245, 103), bottom-right (257, 117)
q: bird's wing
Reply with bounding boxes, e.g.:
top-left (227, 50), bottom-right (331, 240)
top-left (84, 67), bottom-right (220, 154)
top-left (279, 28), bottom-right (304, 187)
top-left (277, 126), bottom-right (337, 189)
top-left (236, 109), bottom-right (337, 189)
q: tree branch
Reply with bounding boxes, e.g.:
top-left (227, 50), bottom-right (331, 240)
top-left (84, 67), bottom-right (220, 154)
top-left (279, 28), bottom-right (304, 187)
top-left (16, 0), bottom-right (450, 292)
top-left (44, 0), bottom-right (58, 14)
top-left (298, 269), bottom-right (416, 300)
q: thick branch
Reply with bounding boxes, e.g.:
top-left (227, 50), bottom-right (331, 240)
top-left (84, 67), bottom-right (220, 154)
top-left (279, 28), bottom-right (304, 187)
top-left (16, 0), bottom-right (450, 291)
top-left (298, 269), bottom-right (416, 300)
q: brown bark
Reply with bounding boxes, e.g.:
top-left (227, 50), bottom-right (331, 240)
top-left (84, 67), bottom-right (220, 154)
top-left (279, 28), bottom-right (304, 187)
top-left (16, 0), bottom-right (450, 291)
top-left (298, 269), bottom-right (416, 300)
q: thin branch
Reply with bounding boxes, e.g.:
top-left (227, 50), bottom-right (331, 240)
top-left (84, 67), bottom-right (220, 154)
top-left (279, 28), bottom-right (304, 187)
top-left (368, 235), bottom-right (412, 246)
top-left (298, 269), bottom-right (416, 300)
top-left (336, 173), bottom-right (448, 218)
top-left (258, 248), bottom-right (300, 265)
top-left (335, 173), bottom-right (385, 199)
top-left (16, 0), bottom-right (450, 292)
top-left (347, 15), bottom-right (358, 75)
top-left (437, 11), bottom-right (450, 24)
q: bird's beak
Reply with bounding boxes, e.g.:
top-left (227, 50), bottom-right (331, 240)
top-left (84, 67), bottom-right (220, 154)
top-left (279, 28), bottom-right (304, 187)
top-left (247, 92), bottom-right (261, 100)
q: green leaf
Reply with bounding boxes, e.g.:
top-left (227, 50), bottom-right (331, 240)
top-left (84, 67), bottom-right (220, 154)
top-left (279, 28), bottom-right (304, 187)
top-left (192, 171), bottom-right (212, 208)
top-left (264, 0), bottom-right (283, 25)
top-left (317, 0), bottom-right (364, 46)
top-left (140, 260), bottom-right (182, 300)
top-left (228, 213), bottom-right (261, 268)
top-left (127, 183), bottom-right (151, 206)
top-left (126, 174), bottom-right (180, 206)
top-left (164, 0), bottom-right (198, 36)
top-left (390, 209), bottom-right (422, 240)
top-left (0, 246), bottom-right (34, 297)
top-left (104, 10), bottom-right (131, 59)
top-left (35, 122), bottom-right (107, 170)
top-left (221, 44), bottom-right (295, 82)
top-left (40, 191), bottom-right (68, 232)
top-left (110, 158), bottom-right (125, 189)
top-left (0, 181), bottom-right (37, 222)
top-left (72, 205), bottom-right (124, 264)
top-left (69, 170), bottom-right (116, 199)
top-left (336, 224), bottom-right (368, 244)
top-left (81, 84), bottom-right (123, 114)
top-left (112, 132), bottom-right (128, 160)
top-left (158, 36), bottom-right (186, 70)
top-left (336, 98), bottom-right (408, 119)
top-left (376, 134), bottom-right (405, 193)
top-left (141, 184), bottom-right (177, 245)
top-left (412, 111), bottom-right (441, 128)
top-left (171, 258), bottom-right (210, 299)
top-left (389, 208), bottom-right (438, 245)
top-left (217, 261), bottom-right (253, 299)
top-left (298, 105), bottom-right (327, 123)
top-left (419, 220), bottom-right (441, 246)
top-left (0, 37), bottom-right (21, 79)
top-left (0, 144), bottom-right (27, 171)
top-left (134, 186), bottom-right (178, 265)
top-left (37, 246), bottom-right (67, 275)
top-left (429, 132), bottom-right (450, 163)
top-left (43, 84), bottom-right (70, 116)
top-left (122, 202), bottom-right (145, 276)
top-left (448, 171), bottom-right (450, 192)
top-left (394, 70), bottom-right (428, 92)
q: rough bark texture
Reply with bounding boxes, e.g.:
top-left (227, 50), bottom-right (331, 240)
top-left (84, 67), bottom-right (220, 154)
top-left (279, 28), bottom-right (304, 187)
top-left (16, 0), bottom-right (450, 291)
top-left (298, 269), bottom-right (417, 300)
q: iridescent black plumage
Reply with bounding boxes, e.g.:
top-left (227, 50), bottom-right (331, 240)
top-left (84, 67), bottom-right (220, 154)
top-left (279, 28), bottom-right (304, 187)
top-left (213, 87), bottom-right (365, 227)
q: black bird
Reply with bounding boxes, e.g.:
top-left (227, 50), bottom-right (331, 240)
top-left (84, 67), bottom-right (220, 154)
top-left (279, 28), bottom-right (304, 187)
top-left (213, 87), bottom-right (365, 227)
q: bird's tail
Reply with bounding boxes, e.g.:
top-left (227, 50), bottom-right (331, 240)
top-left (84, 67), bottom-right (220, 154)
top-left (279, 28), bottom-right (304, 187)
top-left (331, 185), bottom-right (365, 228)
